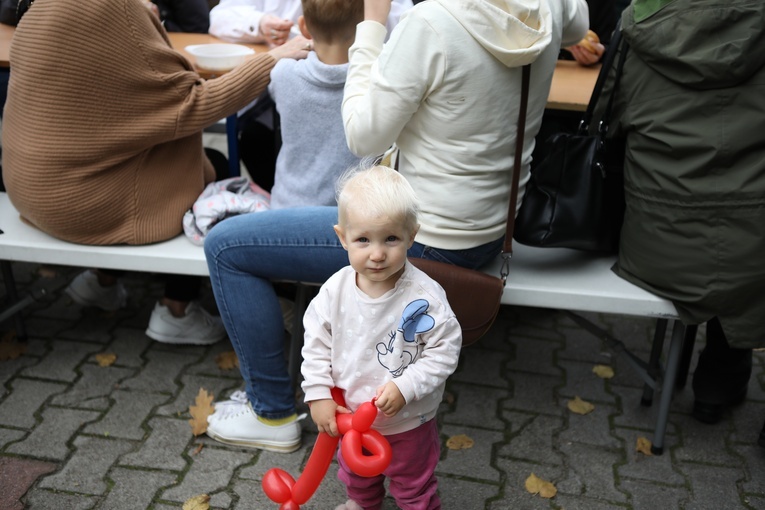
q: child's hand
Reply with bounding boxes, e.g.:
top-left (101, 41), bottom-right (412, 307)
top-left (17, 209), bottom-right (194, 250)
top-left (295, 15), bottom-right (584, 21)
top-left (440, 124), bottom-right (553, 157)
top-left (375, 382), bottom-right (405, 417)
top-left (309, 399), bottom-right (349, 436)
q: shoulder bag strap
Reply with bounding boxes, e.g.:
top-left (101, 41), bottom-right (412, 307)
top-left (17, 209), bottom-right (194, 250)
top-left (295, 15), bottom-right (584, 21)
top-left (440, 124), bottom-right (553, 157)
top-left (500, 64), bottom-right (530, 282)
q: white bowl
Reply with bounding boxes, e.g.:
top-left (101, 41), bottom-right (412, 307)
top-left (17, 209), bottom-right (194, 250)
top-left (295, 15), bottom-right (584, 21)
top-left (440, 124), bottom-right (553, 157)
top-left (185, 44), bottom-right (255, 71)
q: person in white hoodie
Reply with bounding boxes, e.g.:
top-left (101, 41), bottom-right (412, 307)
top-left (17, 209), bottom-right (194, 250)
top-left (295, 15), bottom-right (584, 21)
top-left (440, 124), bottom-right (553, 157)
top-left (203, 0), bottom-right (588, 456)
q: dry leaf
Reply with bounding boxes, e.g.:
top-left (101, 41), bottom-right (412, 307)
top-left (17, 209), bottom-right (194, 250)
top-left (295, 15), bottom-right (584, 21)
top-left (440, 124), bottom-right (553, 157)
top-left (445, 434), bottom-right (474, 450)
top-left (192, 443), bottom-right (204, 456)
top-left (592, 364), bottom-right (615, 379)
top-left (0, 331), bottom-right (26, 361)
top-left (183, 494), bottom-right (211, 510)
top-left (567, 396), bottom-right (595, 415)
top-left (95, 353), bottom-right (117, 367)
top-left (525, 473), bottom-right (557, 499)
top-left (636, 436), bottom-right (653, 456)
top-left (215, 351), bottom-right (239, 371)
top-left (189, 388), bottom-right (215, 436)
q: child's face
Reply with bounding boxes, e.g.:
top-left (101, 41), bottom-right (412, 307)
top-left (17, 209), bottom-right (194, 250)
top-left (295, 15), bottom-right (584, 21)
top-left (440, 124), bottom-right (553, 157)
top-left (334, 208), bottom-right (417, 297)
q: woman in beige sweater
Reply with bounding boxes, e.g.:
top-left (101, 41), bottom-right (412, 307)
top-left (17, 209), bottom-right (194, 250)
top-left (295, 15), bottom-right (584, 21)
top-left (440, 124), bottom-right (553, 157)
top-left (1, 0), bottom-right (311, 344)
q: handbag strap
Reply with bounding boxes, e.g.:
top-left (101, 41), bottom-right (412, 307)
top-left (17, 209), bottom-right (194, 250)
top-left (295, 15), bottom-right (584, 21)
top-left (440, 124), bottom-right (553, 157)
top-left (500, 64), bottom-right (530, 280)
top-left (581, 18), bottom-right (626, 131)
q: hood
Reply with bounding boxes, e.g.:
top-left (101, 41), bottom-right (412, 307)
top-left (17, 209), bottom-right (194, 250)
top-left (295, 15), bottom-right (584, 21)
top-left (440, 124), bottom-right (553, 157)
top-left (433, 0), bottom-right (552, 67)
top-left (623, 0), bottom-right (765, 89)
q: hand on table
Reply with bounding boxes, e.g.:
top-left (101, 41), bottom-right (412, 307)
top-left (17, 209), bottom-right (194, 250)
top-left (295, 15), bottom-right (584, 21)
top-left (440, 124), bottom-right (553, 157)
top-left (259, 14), bottom-right (294, 48)
top-left (566, 30), bottom-right (605, 66)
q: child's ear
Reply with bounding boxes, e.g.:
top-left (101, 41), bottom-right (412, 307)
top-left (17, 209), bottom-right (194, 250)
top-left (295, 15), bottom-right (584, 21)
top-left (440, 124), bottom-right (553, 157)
top-left (408, 225), bottom-right (420, 248)
top-left (334, 225), bottom-right (349, 250)
top-left (297, 16), bottom-right (311, 40)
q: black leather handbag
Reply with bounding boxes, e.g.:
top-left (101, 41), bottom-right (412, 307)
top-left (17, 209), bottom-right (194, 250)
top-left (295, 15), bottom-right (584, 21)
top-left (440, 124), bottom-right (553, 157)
top-left (514, 24), bottom-right (628, 253)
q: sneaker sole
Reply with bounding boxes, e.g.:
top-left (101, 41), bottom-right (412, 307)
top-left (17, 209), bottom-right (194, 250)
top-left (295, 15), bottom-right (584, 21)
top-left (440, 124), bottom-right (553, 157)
top-left (205, 429), bottom-right (301, 453)
top-left (145, 328), bottom-right (225, 346)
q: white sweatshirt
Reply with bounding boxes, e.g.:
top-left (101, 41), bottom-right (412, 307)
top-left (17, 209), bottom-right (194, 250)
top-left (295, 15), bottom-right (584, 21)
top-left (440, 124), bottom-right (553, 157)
top-left (301, 262), bottom-right (462, 436)
top-left (342, 0), bottom-right (589, 250)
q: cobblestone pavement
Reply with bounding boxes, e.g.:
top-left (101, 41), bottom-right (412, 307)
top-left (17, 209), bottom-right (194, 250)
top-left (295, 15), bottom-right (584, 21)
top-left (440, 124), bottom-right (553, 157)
top-left (1, 260), bottom-right (763, 510)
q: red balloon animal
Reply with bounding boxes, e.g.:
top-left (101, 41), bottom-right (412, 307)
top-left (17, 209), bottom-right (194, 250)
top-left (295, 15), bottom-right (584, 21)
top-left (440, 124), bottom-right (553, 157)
top-left (262, 388), bottom-right (392, 510)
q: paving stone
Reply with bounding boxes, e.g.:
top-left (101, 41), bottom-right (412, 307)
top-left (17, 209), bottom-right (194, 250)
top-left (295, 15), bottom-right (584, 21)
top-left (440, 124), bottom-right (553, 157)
top-left (558, 401), bottom-right (621, 449)
top-left (672, 414), bottom-right (742, 466)
top-left (506, 336), bottom-right (563, 377)
top-left (22, 316), bottom-right (74, 340)
top-left (84, 389), bottom-right (169, 440)
top-left (100, 466), bottom-right (177, 509)
top-left (558, 359), bottom-right (618, 405)
top-left (550, 494), bottom-right (629, 510)
top-left (497, 413), bottom-right (565, 466)
top-left (238, 443), bottom-right (310, 481)
top-left (7, 407), bottom-right (101, 459)
top-left (0, 457), bottom-right (57, 510)
top-left (104, 328), bottom-right (154, 368)
top-left (438, 424), bottom-right (504, 483)
top-left (450, 347), bottom-right (511, 388)
top-left (120, 416), bottom-right (192, 471)
top-left (490, 458), bottom-right (565, 510)
top-left (159, 446), bottom-right (253, 503)
top-left (610, 385), bottom-right (684, 435)
top-left (119, 349), bottom-right (198, 394)
top-left (619, 479), bottom-right (688, 509)
top-left (0, 378), bottom-right (68, 428)
top-left (681, 464), bottom-right (745, 509)
top-left (503, 372), bottom-right (563, 415)
top-left (0, 426), bottom-right (26, 448)
top-left (557, 323), bottom-right (614, 364)
top-left (0, 347), bottom-right (40, 387)
top-left (731, 443), bottom-right (765, 494)
top-left (441, 382), bottom-right (508, 430)
top-left (57, 310), bottom-right (122, 344)
top-left (612, 427), bottom-right (683, 485)
top-left (21, 340), bottom-right (102, 382)
top-left (183, 339), bottom-right (241, 376)
top-left (556, 442), bottom-right (628, 503)
top-left (39, 435), bottom-right (134, 494)
top-left (50, 364), bottom-right (135, 408)
top-left (24, 489), bottom-right (98, 509)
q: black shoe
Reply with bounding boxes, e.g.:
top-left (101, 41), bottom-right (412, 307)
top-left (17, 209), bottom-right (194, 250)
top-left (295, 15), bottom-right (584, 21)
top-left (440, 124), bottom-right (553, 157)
top-left (759, 420), bottom-right (765, 448)
top-left (692, 387), bottom-right (747, 424)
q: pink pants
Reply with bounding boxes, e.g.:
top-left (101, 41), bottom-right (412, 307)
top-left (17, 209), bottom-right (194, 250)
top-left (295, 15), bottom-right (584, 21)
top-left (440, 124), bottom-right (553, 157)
top-left (337, 419), bottom-right (441, 510)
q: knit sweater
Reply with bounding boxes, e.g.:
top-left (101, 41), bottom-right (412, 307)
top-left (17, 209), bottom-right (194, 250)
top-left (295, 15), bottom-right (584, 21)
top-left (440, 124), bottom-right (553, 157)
top-left (2, 0), bottom-right (275, 245)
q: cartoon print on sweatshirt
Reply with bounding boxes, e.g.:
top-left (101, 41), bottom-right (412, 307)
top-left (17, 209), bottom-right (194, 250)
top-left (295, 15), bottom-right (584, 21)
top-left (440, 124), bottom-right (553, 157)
top-left (376, 299), bottom-right (435, 377)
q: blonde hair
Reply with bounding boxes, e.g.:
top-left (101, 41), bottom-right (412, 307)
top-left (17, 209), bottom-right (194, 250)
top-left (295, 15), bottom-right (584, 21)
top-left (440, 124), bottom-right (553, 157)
top-left (336, 160), bottom-right (420, 234)
top-left (301, 0), bottom-right (363, 44)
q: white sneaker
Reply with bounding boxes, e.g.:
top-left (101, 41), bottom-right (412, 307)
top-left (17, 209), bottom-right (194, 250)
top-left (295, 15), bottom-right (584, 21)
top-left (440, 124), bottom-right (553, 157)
top-left (65, 270), bottom-right (127, 311)
top-left (206, 390), bottom-right (303, 452)
top-left (145, 301), bottom-right (227, 345)
top-left (335, 500), bottom-right (364, 510)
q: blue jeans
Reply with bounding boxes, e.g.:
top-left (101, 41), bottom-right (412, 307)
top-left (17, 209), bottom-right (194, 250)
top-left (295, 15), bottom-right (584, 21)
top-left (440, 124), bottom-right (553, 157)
top-left (204, 206), bottom-right (503, 418)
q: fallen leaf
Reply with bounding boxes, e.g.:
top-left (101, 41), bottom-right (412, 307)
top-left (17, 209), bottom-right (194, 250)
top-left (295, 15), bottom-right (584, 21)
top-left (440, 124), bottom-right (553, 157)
top-left (445, 434), bottom-right (474, 450)
top-left (215, 351), bottom-right (239, 371)
top-left (95, 353), bottom-right (117, 367)
top-left (567, 396), bottom-right (595, 415)
top-left (525, 473), bottom-right (557, 499)
top-left (0, 331), bottom-right (27, 361)
top-left (636, 436), bottom-right (653, 456)
top-left (189, 388), bottom-right (215, 436)
top-left (192, 443), bottom-right (204, 456)
top-left (592, 364), bottom-right (615, 379)
top-left (183, 494), bottom-right (211, 510)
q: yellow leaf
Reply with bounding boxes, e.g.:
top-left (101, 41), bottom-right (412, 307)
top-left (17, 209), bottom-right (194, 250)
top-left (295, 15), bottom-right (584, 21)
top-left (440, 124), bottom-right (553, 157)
top-left (0, 331), bottom-right (26, 361)
top-left (188, 388), bottom-right (215, 436)
top-left (215, 351), bottom-right (239, 371)
top-left (592, 364), bottom-right (615, 379)
top-left (445, 434), bottom-right (474, 450)
top-left (183, 494), bottom-right (211, 510)
top-left (95, 353), bottom-right (117, 367)
top-left (635, 436), bottom-right (653, 456)
top-left (567, 396), bottom-right (595, 415)
top-left (525, 473), bottom-right (557, 499)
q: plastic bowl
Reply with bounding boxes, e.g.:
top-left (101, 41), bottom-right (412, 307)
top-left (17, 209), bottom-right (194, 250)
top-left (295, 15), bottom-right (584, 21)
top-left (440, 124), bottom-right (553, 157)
top-left (185, 44), bottom-right (255, 71)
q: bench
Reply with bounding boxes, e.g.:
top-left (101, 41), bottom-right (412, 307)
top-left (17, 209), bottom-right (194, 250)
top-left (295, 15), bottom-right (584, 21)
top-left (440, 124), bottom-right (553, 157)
top-left (0, 191), bottom-right (692, 454)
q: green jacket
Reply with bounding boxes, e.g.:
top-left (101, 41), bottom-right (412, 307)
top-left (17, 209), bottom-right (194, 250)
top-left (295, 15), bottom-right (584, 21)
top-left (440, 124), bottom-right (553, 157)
top-left (603, 0), bottom-right (765, 348)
